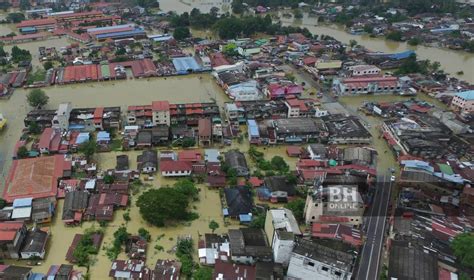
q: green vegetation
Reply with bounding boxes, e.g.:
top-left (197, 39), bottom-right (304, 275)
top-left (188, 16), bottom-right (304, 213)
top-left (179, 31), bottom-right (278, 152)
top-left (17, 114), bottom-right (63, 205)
top-left (103, 174), bottom-right (114, 184)
top-left (293, 9), bottom-right (303, 19)
top-left (73, 228), bottom-right (102, 268)
top-left (451, 233), bottom-right (474, 268)
top-left (248, 147), bottom-right (290, 175)
top-left (249, 214), bottom-right (265, 229)
top-left (122, 212), bottom-right (131, 222)
top-left (182, 137), bottom-right (196, 148)
top-left (208, 220), bottom-right (219, 233)
top-left (176, 238), bottom-right (195, 277)
top-left (407, 37), bottom-right (421, 46)
top-left (137, 182), bottom-right (199, 226)
top-left (78, 140), bottom-right (97, 161)
top-left (43, 61), bottom-right (53, 70)
top-left (27, 89), bottom-right (48, 108)
top-left (6, 12), bottom-right (25, 23)
top-left (173, 27), bottom-right (191, 40)
top-left (11, 46), bottom-right (31, 63)
top-left (27, 68), bottom-right (46, 84)
top-left (138, 228), bottom-right (151, 242)
top-left (16, 146), bottom-right (29, 159)
top-left (286, 198), bottom-right (306, 223)
top-left (0, 198), bottom-right (6, 209)
top-left (386, 31), bottom-right (403, 42)
top-left (395, 54), bottom-right (442, 75)
top-left (194, 266), bottom-right (213, 280)
top-left (106, 226), bottom-right (129, 260)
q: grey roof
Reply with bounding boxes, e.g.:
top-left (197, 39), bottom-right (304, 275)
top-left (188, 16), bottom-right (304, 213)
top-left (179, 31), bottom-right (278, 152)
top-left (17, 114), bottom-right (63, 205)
top-left (228, 228), bottom-right (272, 258)
top-left (224, 151), bottom-right (248, 175)
top-left (292, 238), bottom-right (354, 272)
top-left (264, 176), bottom-right (296, 196)
top-left (388, 244), bottom-right (438, 280)
top-left (137, 130), bottom-right (152, 145)
top-left (1, 266), bottom-right (32, 278)
top-left (62, 191), bottom-right (89, 220)
top-left (21, 228), bottom-right (48, 253)
top-left (116, 155), bottom-right (129, 171)
top-left (137, 150), bottom-right (158, 170)
top-left (224, 187), bottom-right (253, 217)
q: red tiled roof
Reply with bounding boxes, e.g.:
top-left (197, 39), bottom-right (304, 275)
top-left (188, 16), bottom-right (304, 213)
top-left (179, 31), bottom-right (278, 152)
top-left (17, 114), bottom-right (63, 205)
top-left (286, 146), bottom-right (302, 156)
top-left (17, 18), bottom-right (56, 28)
top-left (248, 177), bottom-right (264, 187)
top-left (38, 127), bottom-right (54, 150)
top-left (152, 101), bottom-right (170, 111)
top-left (3, 155), bottom-right (69, 202)
top-left (198, 118), bottom-right (212, 137)
top-left (178, 150), bottom-right (202, 162)
top-left (160, 160), bottom-right (192, 172)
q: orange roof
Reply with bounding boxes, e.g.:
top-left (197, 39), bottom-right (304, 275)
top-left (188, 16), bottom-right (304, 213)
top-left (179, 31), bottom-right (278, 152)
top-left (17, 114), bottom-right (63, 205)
top-left (17, 18), bottom-right (56, 28)
top-left (3, 155), bottom-right (69, 202)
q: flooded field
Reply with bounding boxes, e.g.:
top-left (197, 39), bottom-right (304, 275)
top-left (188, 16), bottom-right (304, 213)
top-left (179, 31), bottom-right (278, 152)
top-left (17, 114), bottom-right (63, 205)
top-left (279, 14), bottom-right (474, 83)
top-left (0, 75), bottom-right (228, 181)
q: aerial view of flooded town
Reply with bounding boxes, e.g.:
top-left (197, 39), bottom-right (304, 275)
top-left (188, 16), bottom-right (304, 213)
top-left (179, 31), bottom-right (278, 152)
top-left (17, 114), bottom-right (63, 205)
top-left (0, 0), bottom-right (473, 279)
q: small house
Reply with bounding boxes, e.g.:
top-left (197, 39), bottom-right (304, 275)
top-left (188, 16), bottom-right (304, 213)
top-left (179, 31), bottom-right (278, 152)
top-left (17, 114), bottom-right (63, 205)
top-left (137, 150), bottom-right (158, 174)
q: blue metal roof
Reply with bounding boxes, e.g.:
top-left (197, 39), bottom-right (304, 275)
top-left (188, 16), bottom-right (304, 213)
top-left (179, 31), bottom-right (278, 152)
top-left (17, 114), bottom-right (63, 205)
top-left (456, 90), bottom-right (474, 101)
top-left (13, 197), bottom-right (33, 208)
top-left (96, 28), bottom-right (145, 40)
top-left (239, 214), bottom-right (252, 222)
top-left (247, 119), bottom-right (259, 137)
top-left (172, 57), bottom-right (202, 74)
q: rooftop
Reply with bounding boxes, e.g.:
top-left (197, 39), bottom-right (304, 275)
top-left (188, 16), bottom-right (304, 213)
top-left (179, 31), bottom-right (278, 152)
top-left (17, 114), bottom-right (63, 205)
top-left (3, 155), bottom-right (71, 203)
top-left (455, 90), bottom-right (474, 101)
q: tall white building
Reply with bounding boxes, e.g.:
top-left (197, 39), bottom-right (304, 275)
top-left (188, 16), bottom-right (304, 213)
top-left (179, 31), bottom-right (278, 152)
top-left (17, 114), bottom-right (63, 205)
top-left (264, 208), bottom-right (302, 266)
top-left (287, 238), bottom-right (354, 280)
top-left (151, 101), bottom-right (170, 126)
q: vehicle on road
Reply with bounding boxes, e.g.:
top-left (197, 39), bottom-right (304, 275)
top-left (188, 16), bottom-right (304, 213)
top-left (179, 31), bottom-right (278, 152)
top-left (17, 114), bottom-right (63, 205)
top-left (390, 175), bottom-right (396, 182)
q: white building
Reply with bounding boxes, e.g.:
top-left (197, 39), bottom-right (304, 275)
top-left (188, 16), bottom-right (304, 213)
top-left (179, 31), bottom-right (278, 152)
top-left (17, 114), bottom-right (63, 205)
top-left (303, 185), bottom-right (364, 227)
top-left (264, 208), bottom-right (302, 266)
top-left (348, 64), bottom-right (381, 76)
top-left (287, 239), bottom-right (354, 280)
top-left (226, 80), bottom-right (262, 101)
top-left (52, 102), bottom-right (72, 131)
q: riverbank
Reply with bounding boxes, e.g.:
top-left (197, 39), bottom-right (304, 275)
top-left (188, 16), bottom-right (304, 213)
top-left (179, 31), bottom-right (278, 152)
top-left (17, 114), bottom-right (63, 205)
top-left (278, 15), bottom-right (474, 84)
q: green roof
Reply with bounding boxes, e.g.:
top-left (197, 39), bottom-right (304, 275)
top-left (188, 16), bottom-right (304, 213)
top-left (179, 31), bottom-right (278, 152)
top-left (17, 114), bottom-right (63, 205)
top-left (101, 64), bottom-right (110, 78)
top-left (437, 164), bottom-right (454, 175)
top-left (329, 159), bottom-right (337, 166)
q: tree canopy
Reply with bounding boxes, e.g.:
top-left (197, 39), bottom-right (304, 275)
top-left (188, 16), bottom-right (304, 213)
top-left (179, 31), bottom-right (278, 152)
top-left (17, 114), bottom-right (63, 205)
top-left (6, 12), bottom-right (25, 23)
top-left (286, 199), bottom-right (305, 223)
top-left (173, 26), bottom-right (191, 40)
top-left (27, 89), bottom-right (49, 108)
top-left (11, 46), bottom-right (31, 63)
top-left (78, 140), bottom-right (97, 161)
top-left (208, 220), bottom-right (219, 233)
top-left (451, 233), bottom-right (474, 268)
top-left (137, 187), bottom-right (196, 227)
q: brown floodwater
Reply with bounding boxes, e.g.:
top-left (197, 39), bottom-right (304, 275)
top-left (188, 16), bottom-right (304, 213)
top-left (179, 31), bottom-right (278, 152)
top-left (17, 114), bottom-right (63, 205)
top-left (0, 75), bottom-right (228, 180)
top-left (279, 13), bottom-right (474, 83)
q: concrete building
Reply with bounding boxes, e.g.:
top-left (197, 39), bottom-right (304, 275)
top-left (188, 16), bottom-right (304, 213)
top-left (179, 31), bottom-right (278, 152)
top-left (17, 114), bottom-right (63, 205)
top-left (348, 65), bottom-right (381, 76)
top-left (152, 101), bottom-right (170, 126)
top-left (287, 238), bottom-right (354, 280)
top-left (52, 102), bottom-right (72, 131)
top-left (450, 90), bottom-right (474, 113)
top-left (264, 208), bottom-right (302, 266)
top-left (333, 76), bottom-right (401, 95)
top-left (303, 185), bottom-right (364, 227)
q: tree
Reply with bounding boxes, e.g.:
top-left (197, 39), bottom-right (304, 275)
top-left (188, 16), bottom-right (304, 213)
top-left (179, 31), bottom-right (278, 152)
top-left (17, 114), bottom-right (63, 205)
top-left (7, 12), bottom-right (25, 23)
top-left (19, 0), bottom-right (29, 10)
top-left (270, 156), bottom-right (289, 173)
top-left (0, 46), bottom-right (6, 58)
top-left (286, 198), bottom-right (305, 223)
top-left (173, 27), bottom-right (191, 40)
top-left (137, 188), bottom-right (194, 226)
top-left (349, 39), bottom-right (358, 48)
top-left (138, 228), bottom-right (151, 241)
top-left (232, 0), bottom-right (246, 14)
top-left (174, 179), bottom-right (199, 201)
top-left (407, 37), bottom-right (421, 46)
top-left (123, 212), bottom-right (131, 222)
top-left (11, 46), bottom-right (31, 63)
top-left (194, 266), bottom-right (213, 280)
top-left (28, 122), bottom-right (41, 134)
top-left (43, 61), bottom-right (53, 70)
top-left (17, 146), bottom-right (28, 159)
top-left (115, 47), bottom-right (126, 56)
top-left (451, 233), bottom-right (474, 268)
top-left (208, 220), bottom-right (219, 233)
top-left (78, 140), bottom-right (97, 161)
top-left (386, 31), bottom-right (403, 42)
top-left (210, 7), bottom-right (219, 17)
top-left (249, 214), bottom-right (265, 229)
top-left (27, 89), bottom-right (49, 108)
top-left (103, 174), bottom-right (114, 184)
top-left (182, 137), bottom-right (195, 148)
top-left (293, 9), bottom-right (303, 19)
top-left (222, 43), bottom-right (238, 57)
top-left (0, 198), bottom-right (6, 209)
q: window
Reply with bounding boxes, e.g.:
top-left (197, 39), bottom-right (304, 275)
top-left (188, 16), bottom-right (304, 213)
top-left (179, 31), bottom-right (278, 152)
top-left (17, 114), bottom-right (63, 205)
top-left (334, 271), bottom-right (342, 276)
top-left (307, 261), bottom-right (315, 267)
top-left (322, 266), bottom-right (329, 272)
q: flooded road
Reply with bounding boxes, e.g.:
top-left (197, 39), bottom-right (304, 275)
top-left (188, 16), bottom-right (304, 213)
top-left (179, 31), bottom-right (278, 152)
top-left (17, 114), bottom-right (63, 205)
top-left (279, 14), bottom-right (474, 83)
